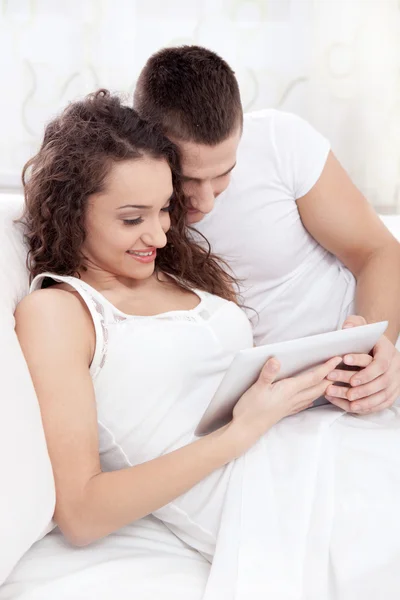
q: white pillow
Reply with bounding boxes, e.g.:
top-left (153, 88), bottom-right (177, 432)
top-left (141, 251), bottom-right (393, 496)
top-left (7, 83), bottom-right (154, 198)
top-left (0, 194), bottom-right (55, 585)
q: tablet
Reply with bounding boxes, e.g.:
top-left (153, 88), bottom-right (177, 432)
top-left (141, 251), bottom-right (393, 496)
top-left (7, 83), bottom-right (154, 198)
top-left (195, 321), bottom-right (388, 436)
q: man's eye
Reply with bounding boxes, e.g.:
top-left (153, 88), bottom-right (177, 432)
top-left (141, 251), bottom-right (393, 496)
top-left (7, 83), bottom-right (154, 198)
top-left (123, 217), bottom-right (143, 226)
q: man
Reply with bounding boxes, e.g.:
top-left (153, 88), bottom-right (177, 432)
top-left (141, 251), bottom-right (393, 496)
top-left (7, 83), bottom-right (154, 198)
top-left (134, 45), bottom-right (400, 414)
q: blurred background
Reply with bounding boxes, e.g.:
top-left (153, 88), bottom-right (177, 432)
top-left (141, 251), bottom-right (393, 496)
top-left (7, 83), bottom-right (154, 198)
top-left (1, 0), bottom-right (400, 212)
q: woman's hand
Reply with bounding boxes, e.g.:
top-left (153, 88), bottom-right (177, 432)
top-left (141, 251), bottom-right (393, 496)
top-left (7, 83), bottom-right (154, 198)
top-left (229, 355), bottom-right (342, 452)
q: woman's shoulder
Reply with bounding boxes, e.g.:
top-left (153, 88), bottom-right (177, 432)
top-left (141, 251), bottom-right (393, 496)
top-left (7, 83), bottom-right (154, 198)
top-left (15, 286), bottom-right (95, 369)
top-left (15, 285), bottom-right (93, 334)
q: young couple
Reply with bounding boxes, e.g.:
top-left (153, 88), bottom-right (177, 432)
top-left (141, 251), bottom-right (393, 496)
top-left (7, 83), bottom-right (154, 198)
top-left (13, 46), bottom-right (400, 598)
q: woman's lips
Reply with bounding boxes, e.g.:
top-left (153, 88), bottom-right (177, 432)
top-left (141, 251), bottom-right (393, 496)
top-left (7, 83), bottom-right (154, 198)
top-left (126, 248), bottom-right (157, 263)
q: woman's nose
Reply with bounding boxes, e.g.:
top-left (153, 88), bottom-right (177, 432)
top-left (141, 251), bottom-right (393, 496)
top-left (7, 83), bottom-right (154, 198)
top-left (141, 222), bottom-right (168, 249)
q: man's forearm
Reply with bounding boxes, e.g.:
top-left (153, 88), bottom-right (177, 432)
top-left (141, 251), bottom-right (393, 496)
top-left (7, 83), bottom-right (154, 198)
top-left (354, 243), bottom-right (400, 343)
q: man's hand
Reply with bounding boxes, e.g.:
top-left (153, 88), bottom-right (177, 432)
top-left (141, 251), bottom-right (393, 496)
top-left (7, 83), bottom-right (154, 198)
top-left (324, 315), bottom-right (400, 414)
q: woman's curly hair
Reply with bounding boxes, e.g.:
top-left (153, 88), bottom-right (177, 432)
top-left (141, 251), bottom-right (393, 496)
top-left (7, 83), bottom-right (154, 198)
top-left (20, 89), bottom-right (238, 302)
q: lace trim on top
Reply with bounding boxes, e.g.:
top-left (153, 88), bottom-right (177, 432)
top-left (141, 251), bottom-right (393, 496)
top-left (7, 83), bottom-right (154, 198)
top-left (81, 283), bottom-right (211, 323)
top-left (29, 273), bottom-right (216, 377)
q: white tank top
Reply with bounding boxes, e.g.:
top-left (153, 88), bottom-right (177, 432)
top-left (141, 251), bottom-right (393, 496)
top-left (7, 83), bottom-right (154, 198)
top-left (30, 273), bottom-right (253, 462)
top-left (30, 273), bottom-right (253, 557)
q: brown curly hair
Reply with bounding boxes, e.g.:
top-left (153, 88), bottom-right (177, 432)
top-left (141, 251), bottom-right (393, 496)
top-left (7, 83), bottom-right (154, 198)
top-left (20, 89), bottom-right (238, 302)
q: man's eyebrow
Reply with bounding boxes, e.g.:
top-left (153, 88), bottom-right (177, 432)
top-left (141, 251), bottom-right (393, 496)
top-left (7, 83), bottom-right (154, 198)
top-left (182, 162), bottom-right (236, 183)
top-left (220, 162), bottom-right (236, 177)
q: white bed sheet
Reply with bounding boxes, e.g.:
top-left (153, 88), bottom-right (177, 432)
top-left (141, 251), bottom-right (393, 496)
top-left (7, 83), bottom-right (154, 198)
top-left (0, 516), bottom-right (209, 600)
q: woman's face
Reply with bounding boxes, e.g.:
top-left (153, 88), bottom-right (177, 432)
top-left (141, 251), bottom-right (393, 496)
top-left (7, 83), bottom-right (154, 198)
top-left (82, 156), bottom-right (173, 281)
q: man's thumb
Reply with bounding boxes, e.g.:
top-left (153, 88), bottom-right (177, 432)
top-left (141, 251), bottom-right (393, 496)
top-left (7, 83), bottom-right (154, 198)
top-left (342, 314), bottom-right (367, 329)
top-left (259, 358), bottom-right (280, 385)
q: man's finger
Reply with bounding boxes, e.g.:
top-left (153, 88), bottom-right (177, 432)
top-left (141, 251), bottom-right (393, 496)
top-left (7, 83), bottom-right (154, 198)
top-left (346, 374), bottom-right (387, 401)
top-left (348, 358), bottom-right (388, 387)
top-left (359, 397), bottom-right (396, 414)
top-left (342, 315), bottom-right (367, 328)
top-left (342, 353), bottom-right (373, 369)
top-left (349, 389), bottom-right (393, 413)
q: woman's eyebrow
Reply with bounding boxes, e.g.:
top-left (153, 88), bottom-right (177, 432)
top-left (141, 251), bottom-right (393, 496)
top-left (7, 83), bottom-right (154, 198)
top-left (117, 204), bottom-right (151, 210)
top-left (117, 194), bottom-right (174, 211)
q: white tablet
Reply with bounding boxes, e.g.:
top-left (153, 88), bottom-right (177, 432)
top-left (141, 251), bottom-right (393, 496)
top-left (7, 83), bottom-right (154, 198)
top-left (195, 321), bottom-right (388, 436)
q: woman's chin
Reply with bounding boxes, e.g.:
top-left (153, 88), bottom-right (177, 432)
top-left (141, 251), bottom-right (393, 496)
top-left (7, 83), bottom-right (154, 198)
top-left (128, 264), bottom-right (156, 280)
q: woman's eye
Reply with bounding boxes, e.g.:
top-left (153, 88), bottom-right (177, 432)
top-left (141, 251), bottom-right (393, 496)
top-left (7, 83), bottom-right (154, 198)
top-left (122, 206), bottom-right (172, 225)
top-left (123, 217), bottom-right (143, 226)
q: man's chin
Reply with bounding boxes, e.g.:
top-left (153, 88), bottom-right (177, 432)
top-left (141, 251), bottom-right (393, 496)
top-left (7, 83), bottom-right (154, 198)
top-left (186, 210), bottom-right (204, 225)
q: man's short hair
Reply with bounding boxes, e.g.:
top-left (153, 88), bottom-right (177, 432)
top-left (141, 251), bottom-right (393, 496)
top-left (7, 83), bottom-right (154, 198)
top-left (134, 45), bottom-right (243, 145)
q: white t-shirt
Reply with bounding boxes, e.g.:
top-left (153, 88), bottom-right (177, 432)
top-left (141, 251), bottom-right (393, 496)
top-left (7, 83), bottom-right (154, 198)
top-left (194, 110), bottom-right (356, 345)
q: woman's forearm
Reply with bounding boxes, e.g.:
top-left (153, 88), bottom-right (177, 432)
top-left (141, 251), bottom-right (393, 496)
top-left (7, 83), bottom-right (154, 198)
top-left (57, 423), bottom-right (242, 546)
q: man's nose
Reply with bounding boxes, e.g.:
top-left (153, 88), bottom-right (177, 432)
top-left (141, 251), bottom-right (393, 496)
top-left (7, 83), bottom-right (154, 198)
top-left (191, 182), bottom-right (215, 214)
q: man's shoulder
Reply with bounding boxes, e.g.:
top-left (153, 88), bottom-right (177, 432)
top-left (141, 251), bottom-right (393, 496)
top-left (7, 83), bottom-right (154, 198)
top-left (243, 108), bottom-right (275, 129)
top-left (240, 109), bottom-right (325, 158)
top-left (238, 109), bottom-right (294, 161)
top-left (241, 109), bottom-right (302, 146)
top-left (243, 108), bottom-right (297, 125)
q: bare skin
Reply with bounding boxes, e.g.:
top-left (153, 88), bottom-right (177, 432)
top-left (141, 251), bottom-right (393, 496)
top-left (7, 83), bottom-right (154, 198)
top-left (173, 131), bottom-right (400, 414)
top-left (15, 156), bottom-right (340, 546)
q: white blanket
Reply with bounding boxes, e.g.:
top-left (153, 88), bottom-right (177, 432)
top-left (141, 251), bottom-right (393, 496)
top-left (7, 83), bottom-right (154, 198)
top-left (3, 406), bottom-right (400, 599)
top-left (202, 405), bottom-right (400, 599)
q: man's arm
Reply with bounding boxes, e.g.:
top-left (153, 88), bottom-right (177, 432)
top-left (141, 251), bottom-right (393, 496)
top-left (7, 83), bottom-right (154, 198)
top-left (297, 151), bottom-right (400, 342)
top-left (297, 151), bottom-right (400, 412)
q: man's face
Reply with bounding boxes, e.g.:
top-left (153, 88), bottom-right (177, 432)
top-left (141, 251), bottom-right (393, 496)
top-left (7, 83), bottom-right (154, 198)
top-left (171, 127), bottom-right (242, 224)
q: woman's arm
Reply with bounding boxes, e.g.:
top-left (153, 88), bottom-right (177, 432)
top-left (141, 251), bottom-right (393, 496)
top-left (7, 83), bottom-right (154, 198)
top-left (15, 290), bottom-right (243, 546)
top-left (15, 289), bottom-right (338, 547)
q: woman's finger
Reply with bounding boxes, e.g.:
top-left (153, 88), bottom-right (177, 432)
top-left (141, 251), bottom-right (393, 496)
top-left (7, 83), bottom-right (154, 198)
top-left (257, 358), bottom-right (280, 386)
top-left (289, 401), bottom-right (314, 415)
top-left (289, 357), bottom-right (342, 394)
top-left (292, 379), bottom-right (330, 406)
top-left (327, 368), bottom-right (356, 385)
top-left (325, 395), bottom-right (352, 411)
top-left (325, 384), bottom-right (350, 400)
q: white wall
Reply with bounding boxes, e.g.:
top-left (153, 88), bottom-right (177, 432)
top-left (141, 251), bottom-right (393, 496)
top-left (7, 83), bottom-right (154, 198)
top-left (1, 0), bottom-right (400, 211)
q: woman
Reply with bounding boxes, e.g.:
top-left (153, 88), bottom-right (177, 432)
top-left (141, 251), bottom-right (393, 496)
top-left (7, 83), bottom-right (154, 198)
top-left (12, 91), bottom-right (400, 600)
